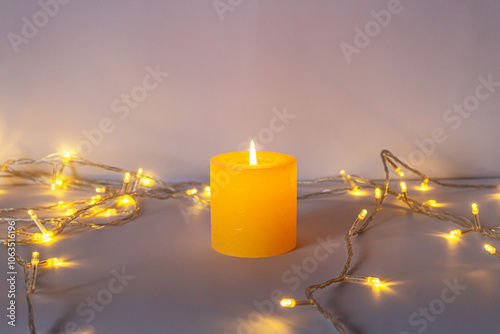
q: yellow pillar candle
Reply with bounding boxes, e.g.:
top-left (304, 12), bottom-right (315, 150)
top-left (210, 143), bottom-right (297, 258)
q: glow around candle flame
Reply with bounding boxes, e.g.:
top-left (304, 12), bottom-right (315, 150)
top-left (249, 140), bottom-right (257, 165)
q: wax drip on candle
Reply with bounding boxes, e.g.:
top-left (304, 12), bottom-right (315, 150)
top-left (249, 140), bottom-right (257, 165)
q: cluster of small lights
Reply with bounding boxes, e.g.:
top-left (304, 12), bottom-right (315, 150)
top-left (2, 150), bottom-right (499, 334)
top-left (0, 151), bottom-right (210, 334)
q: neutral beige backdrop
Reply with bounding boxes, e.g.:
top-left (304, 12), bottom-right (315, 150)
top-left (1, 0), bottom-right (499, 181)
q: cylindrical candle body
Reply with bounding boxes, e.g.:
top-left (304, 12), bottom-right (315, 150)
top-left (210, 151), bottom-right (297, 258)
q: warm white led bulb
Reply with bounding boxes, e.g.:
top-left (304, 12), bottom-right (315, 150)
top-left (351, 186), bottom-right (361, 196)
top-left (140, 178), bottom-right (154, 186)
top-left (280, 298), bottom-right (296, 308)
top-left (420, 177), bottom-right (429, 190)
top-left (425, 200), bottom-right (437, 207)
top-left (28, 210), bottom-right (50, 238)
top-left (118, 195), bottom-right (134, 206)
top-left (472, 203), bottom-right (478, 215)
top-left (186, 188), bottom-right (198, 195)
top-left (46, 258), bottom-right (59, 266)
top-left (344, 275), bottom-right (382, 287)
top-left (366, 277), bottom-right (381, 286)
top-left (485, 244), bottom-right (496, 254)
top-left (358, 209), bottom-right (368, 220)
top-left (31, 251), bottom-right (40, 266)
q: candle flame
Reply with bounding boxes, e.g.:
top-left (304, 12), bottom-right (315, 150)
top-left (249, 140), bottom-right (257, 165)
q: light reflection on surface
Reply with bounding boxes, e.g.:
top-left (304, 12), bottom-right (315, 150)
top-left (257, 316), bottom-right (293, 334)
top-left (350, 188), bottom-right (367, 197)
top-left (47, 259), bottom-right (78, 268)
top-left (370, 280), bottom-right (403, 302)
top-left (415, 185), bottom-right (432, 192)
top-left (430, 232), bottom-right (461, 257)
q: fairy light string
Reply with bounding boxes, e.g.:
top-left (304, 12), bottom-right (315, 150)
top-left (1, 149), bottom-right (500, 333)
top-left (284, 149), bottom-right (500, 334)
top-left (0, 152), bottom-right (210, 334)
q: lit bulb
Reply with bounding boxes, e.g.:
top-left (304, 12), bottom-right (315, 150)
top-left (31, 252), bottom-right (39, 266)
top-left (52, 179), bottom-right (63, 190)
top-left (366, 277), bottom-right (381, 286)
top-left (41, 232), bottom-right (53, 242)
top-left (375, 188), bottom-right (381, 199)
top-left (450, 229), bottom-right (461, 237)
top-left (131, 168), bottom-right (144, 192)
top-left (30, 252), bottom-right (40, 291)
top-left (350, 209), bottom-right (368, 235)
top-left (400, 182), bottom-right (407, 193)
top-left (28, 210), bottom-right (50, 237)
top-left (351, 186), bottom-right (361, 196)
top-left (141, 178), bottom-right (154, 186)
top-left (186, 188), bottom-right (198, 195)
top-left (33, 232), bottom-right (53, 242)
top-left (204, 186), bottom-right (211, 196)
top-left (358, 209), bottom-right (368, 220)
top-left (420, 177), bottom-right (429, 190)
top-left (280, 299), bottom-right (296, 308)
top-left (46, 258), bottom-right (59, 266)
top-left (118, 195), bottom-right (134, 206)
top-left (472, 203), bottom-right (478, 215)
top-left (249, 140), bottom-right (257, 166)
top-left (485, 244), bottom-right (496, 254)
top-left (339, 170), bottom-right (350, 188)
top-left (344, 275), bottom-right (382, 287)
top-left (395, 168), bottom-right (404, 177)
top-left (66, 209), bottom-right (76, 216)
top-left (424, 200), bottom-right (437, 207)
top-left (34, 232), bottom-right (53, 242)
top-left (95, 187), bottom-right (106, 193)
top-left (90, 195), bottom-right (101, 204)
top-left (106, 208), bottom-right (117, 216)
top-left (124, 173), bottom-right (131, 183)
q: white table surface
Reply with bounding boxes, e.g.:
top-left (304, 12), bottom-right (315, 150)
top-left (1, 179), bottom-right (500, 334)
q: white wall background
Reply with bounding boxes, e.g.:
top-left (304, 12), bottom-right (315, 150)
top-left (1, 0), bottom-right (499, 181)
